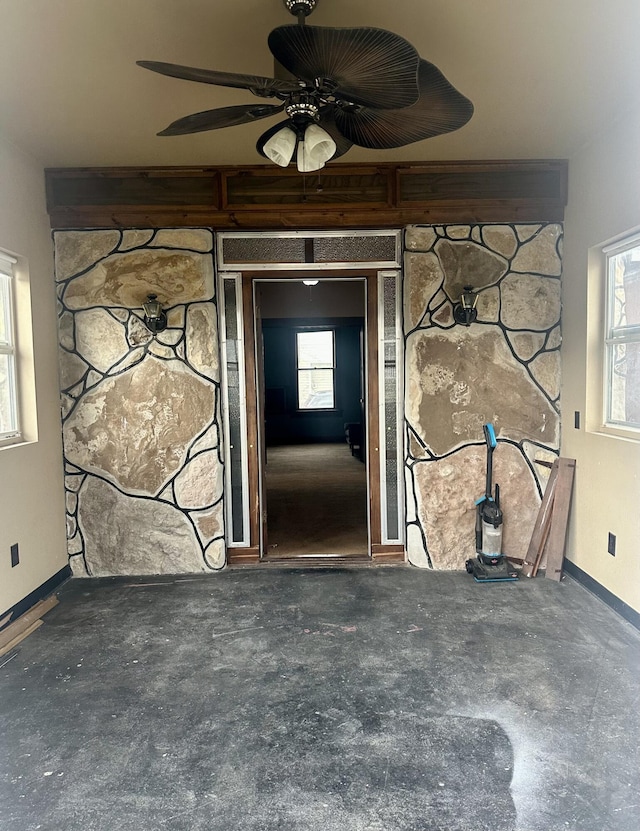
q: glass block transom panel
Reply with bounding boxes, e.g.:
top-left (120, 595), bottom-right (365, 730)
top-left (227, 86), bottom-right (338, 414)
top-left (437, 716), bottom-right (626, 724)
top-left (218, 232), bottom-right (401, 269)
top-left (222, 236), bottom-right (307, 264)
top-left (313, 235), bottom-right (397, 263)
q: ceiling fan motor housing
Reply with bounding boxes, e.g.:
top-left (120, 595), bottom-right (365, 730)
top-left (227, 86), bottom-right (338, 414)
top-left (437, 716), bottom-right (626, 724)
top-left (284, 0), bottom-right (318, 17)
top-left (285, 97), bottom-right (320, 124)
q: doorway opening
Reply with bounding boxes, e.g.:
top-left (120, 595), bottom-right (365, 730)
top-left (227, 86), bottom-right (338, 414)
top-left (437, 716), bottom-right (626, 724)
top-left (257, 279), bottom-right (368, 559)
top-left (216, 230), bottom-right (405, 567)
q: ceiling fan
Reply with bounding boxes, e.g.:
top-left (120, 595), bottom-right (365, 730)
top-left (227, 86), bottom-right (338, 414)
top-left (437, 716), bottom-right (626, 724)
top-left (137, 0), bottom-right (473, 173)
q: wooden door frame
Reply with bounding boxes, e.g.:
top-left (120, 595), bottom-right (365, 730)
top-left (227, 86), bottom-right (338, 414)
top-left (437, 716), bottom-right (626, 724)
top-left (226, 269), bottom-right (404, 566)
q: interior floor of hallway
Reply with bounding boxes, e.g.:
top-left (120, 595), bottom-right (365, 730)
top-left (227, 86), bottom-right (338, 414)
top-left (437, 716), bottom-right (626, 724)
top-left (2, 568), bottom-right (639, 831)
top-left (264, 442), bottom-right (368, 558)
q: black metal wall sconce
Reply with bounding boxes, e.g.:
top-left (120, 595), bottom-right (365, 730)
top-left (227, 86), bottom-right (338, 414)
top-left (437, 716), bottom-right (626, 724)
top-left (142, 293), bottom-right (167, 334)
top-left (453, 285), bottom-right (478, 326)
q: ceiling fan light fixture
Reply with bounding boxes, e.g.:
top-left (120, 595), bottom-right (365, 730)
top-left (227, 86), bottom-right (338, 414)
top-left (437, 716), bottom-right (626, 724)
top-left (262, 125), bottom-right (297, 167)
top-left (296, 123), bottom-right (336, 172)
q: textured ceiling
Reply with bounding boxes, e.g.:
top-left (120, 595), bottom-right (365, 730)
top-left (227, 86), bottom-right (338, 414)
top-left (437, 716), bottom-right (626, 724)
top-left (1, 0), bottom-right (639, 168)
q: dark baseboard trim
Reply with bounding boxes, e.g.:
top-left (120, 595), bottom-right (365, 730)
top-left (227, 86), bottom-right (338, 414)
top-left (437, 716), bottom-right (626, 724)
top-left (0, 564), bottom-right (72, 632)
top-left (563, 560), bottom-right (640, 631)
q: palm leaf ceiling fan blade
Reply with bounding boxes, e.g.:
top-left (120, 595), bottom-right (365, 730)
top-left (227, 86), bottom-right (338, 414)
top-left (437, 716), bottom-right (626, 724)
top-left (333, 60), bottom-right (474, 149)
top-left (158, 103), bottom-right (285, 136)
top-left (267, 25), bottom-right (420, 109)
top-left (137, 60), bottom-right (299, 96)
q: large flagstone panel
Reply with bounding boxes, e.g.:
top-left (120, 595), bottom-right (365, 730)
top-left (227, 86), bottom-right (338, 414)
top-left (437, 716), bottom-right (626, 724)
top-left (62, 249), bottom-right (214, 310)
top-left (78, 477), bottom-right (206, 577)
top-left (63, 357), bottom-right (216, 496)
top-left (406, 326), bottom-right (558, 456)
top-left (408, 443), bottom-right (540, 569)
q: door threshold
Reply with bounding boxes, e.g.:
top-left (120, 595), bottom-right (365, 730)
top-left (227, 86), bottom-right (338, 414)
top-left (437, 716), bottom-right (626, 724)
top-left (264, 553), bottom-right (370, 565)
top-left (230, 555), bottom-right (406, 569)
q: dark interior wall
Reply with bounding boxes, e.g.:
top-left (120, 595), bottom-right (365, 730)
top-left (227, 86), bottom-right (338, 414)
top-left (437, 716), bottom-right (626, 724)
top-left (262, 317), bottom-right (363, 445)
top-left (259, 280), bottom-right (365, 320)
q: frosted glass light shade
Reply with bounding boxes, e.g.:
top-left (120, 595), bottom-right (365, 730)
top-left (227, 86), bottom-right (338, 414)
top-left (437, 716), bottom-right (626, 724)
top-left (297, 124), bottom-right (336, 172)
top-left (262, 126), bottom-right (297, 167)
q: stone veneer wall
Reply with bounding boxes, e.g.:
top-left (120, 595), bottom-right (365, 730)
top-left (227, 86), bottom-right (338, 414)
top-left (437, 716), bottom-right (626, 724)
top-left (54, 229), bottom-right (225, 576)
top-left (53, 224), bottom-right (561, 576)
top-left (403, 223), bottom-right (562, 569)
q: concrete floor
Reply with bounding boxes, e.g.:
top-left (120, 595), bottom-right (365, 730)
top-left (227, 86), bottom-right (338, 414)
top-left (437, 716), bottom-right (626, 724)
top-left (1, 568), bottom-right (639, 831)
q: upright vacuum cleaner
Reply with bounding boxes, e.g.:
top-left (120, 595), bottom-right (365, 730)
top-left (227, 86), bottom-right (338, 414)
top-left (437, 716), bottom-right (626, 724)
top-left (465, 423), bottom-right (518, 582)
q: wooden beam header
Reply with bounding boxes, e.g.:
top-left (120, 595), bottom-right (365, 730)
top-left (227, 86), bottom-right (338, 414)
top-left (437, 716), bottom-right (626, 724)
top-left (45, 159), bottom-right (568, 230)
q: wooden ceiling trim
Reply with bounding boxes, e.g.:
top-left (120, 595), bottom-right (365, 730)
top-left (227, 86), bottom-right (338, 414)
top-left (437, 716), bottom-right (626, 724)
top-left (45, 160), bottom-right (568, 229)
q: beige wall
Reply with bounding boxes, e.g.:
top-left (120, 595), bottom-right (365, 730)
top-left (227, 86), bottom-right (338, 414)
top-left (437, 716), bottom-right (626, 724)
top-left (562, 109), bottom-right (640, 613)
top-left (0, 136), bottom-right (67, 615)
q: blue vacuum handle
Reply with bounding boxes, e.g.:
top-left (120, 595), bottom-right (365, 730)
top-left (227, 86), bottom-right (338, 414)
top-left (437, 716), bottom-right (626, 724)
top-left (483, 423), bottom-right (496, 499)
top-left (483, 423), bottom-right (497, 449)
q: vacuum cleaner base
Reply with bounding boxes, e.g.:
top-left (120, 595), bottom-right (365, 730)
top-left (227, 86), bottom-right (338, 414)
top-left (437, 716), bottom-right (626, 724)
top-left (465, 556), bottom-right (519, 582)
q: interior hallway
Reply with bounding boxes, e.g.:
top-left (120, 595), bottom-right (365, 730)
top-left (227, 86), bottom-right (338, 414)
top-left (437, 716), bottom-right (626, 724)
top-left (265, 443), bottom-right (368, 558)
top-left (2, 569), bottom-right (639, 831)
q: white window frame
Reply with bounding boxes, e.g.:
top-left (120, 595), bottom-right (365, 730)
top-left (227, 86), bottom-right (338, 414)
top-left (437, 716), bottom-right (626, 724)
top-left (295, 328), bottom-right (336, 411)
top-left (603, 231), bottom-right (640, 435)
top-left (0, 251), bottom-right (21, 446)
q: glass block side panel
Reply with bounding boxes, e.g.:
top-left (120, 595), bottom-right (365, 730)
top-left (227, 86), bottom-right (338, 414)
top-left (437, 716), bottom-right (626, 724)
top-left (223, 278), bottom-right (246, 544)
top-left (384, 396), bottom-right (399, 538)
top-left (381, 273), bottom-right (401, 541)
top-left (223, 279), bottom-right (238, 340)
top-left (314, 235), bottom-right (397, 263)
top-left (383, 273), bottom-right (397, 340)
top-left (222, 236), bottom-right (306, 264)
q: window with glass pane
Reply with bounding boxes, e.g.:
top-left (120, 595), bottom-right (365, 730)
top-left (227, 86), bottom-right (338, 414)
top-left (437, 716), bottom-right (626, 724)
top-left (0, 256), bottom-right (19, 442)
top-left (296, 330), bottom-right (335, 410)
top-left (605, 237), bottom-right (640, 429)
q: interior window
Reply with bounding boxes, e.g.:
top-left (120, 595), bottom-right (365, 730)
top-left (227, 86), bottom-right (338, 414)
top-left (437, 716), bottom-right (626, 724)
top-left (604, 234), bottom-right (640, 430)
top-left (296, 329), bottom-right (335, 410)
